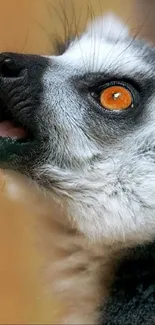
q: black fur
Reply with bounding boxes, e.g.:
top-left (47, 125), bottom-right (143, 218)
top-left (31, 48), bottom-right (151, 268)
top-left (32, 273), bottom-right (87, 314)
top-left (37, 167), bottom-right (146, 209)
top-left (100, 242), bottom-right (155, 325)
top-left (0, 53), bottom-right (50, 171)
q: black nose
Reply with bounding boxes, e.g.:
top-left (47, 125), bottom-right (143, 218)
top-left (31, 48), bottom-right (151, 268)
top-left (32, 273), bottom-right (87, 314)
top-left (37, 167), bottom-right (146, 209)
top-left (0, 56), bottom-right (22, 78)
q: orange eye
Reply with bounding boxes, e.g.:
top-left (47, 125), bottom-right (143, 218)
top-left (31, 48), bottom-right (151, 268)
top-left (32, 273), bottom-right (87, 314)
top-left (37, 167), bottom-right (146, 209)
top-left (100, 85), bottom-right (133, 111)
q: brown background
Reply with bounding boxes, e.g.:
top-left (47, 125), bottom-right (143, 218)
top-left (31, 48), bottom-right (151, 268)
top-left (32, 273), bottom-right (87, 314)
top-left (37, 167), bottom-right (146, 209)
top-left (0, 0), bottom-right (152, 323)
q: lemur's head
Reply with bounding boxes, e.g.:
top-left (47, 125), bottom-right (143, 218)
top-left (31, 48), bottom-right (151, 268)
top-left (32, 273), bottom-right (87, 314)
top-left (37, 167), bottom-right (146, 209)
top-left (0, 14), bottom-right (155, 244)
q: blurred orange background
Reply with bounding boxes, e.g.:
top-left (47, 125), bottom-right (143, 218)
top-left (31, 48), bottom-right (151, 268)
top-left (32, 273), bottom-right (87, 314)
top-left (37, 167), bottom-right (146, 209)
top-left (0, 0), bottom-right (150, 323)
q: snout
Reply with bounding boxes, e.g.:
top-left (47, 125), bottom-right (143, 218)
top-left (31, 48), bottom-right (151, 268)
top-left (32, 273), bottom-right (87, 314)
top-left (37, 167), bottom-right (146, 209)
top-left (0, 52), bottom-right (49, 77)
top-left (0, 55), bottom-right (22, 78)
top-left (0, 52), bottom-right (50, 170)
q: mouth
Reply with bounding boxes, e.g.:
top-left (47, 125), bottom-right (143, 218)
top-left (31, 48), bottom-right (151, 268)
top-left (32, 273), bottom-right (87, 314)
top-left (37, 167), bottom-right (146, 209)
top-left (0, 100), bottom-right (35, 163)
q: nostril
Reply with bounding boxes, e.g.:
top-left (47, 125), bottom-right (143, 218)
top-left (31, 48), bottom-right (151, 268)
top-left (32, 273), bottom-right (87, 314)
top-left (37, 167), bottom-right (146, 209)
top-left (0, 57), bottom-right (22, 78)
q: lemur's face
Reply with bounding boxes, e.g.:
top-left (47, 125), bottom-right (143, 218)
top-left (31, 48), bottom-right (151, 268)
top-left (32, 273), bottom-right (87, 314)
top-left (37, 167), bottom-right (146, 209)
top-left (0, 14), bottom-right (155, 243)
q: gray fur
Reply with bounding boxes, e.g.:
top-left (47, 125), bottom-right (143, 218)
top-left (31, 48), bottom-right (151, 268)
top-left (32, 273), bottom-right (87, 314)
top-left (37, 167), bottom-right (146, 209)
top-left (5, 14), bottom-right (155, 245)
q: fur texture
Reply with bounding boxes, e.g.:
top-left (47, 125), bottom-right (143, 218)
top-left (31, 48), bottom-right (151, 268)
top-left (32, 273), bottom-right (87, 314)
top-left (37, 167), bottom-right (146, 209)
top-left (1, 12), bottom-right (155, 324)
top-left (101, 242), bottom-right (155, 325)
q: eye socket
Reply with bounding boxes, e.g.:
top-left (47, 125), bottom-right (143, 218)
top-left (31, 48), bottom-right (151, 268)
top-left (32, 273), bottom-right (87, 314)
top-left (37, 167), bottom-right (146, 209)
top-left (99, 85), bottom-right (133, 111)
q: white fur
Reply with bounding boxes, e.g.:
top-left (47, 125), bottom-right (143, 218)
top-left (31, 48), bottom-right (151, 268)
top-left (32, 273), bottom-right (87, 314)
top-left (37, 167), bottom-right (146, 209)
top-left (38, 14), bottom-right (155, 245)
top-left (9, 13), bottom-right (155, 324)
top-left (85, 13), bottom-right (129, 41)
